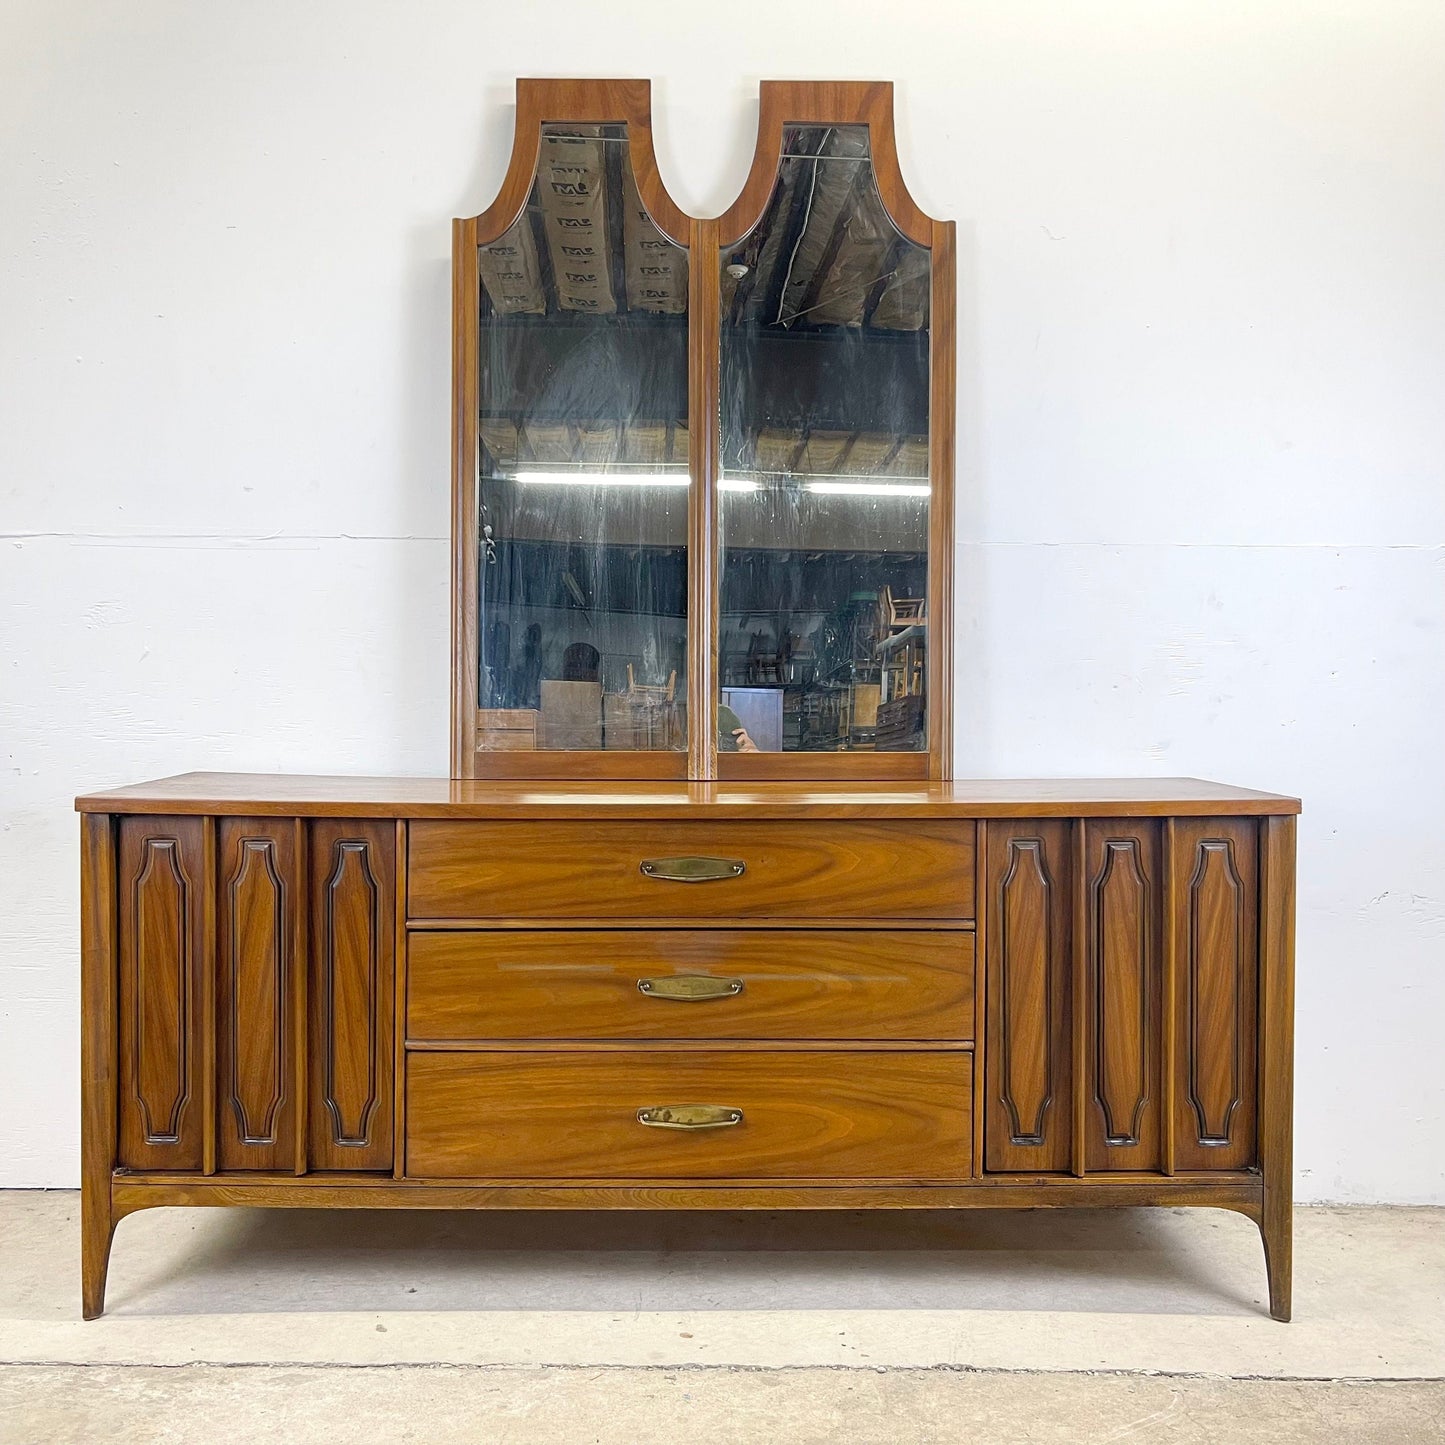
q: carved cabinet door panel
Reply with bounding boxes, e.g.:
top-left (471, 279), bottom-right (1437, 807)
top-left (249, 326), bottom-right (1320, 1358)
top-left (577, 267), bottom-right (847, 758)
top-left (984, 820), bottom-right (1073, 1172)
top-left (217, 819), bottom-right (301, 1171)
top-left (1082, 820), bottom-right (1163, 1172)
top-left (1169, 818), bottom-right (1258, 1171)
top-left (118, 816), bottom-right (206, 1170)
top-left (308, 819), bottom-right (395, 1171)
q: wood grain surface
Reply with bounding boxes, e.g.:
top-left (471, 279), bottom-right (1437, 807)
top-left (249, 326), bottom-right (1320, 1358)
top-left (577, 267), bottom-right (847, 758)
top-left (217, 818), bottom-right (301, 1171)
top-left (77, 773), bottom-right (1303, 818)
top-left (117, 816), bottom-right (206, 1170)
top-left (407, 819), bottom-right (975, 921)
top-left (1170, 817), bottom-right (1258, 1172)
top-left (308, 820), bottom-right (395, 1171)
top-left (405, 1050), bottom-right (973, 1180)
top-left (983, 820), bottom-right (1074, 1173)
top-left (112, 1173), bottom-right (1262, 1217)
top-left (406, 929), bottom-right (974, 1042)
top-left (1081, 819), bottom-right (1164, 1172)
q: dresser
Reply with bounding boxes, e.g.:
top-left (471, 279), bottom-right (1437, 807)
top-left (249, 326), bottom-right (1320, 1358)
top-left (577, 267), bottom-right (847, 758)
top-left (77, 773), bottom-right (1297, 1319)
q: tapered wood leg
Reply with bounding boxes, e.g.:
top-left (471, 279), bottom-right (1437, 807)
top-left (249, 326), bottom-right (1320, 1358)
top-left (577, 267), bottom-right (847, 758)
top-left (81, 814), bottom-right (119, 1320)
top-left (1258, 815), bottom-right (1296, 1324)
top-left (81, 1192), bottom-right (116, 1321)
top-left (1260, 1190), bottom-right (1292, 1322)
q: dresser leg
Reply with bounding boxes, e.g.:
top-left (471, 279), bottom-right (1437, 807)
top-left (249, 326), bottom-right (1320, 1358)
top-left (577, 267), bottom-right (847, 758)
top-left (81, 1190), bottom-right (115, 1321)
top-left (80, 812), bottom-right (120, 1321)
top-left (1260, 1189), bottom-right (1292, 1323)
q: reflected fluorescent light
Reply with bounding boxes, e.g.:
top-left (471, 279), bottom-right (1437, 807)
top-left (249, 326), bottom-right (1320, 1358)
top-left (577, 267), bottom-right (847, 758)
top-left (513, 471), bottom-right (688, 488)
top-left (806, 480), bottom-right (931, 498)
top-left (507, 472), bottom-right (922, 498)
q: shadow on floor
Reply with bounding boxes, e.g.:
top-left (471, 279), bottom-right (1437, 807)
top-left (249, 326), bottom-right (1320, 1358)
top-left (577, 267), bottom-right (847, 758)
top-left (103, 1206), bottom-right (1268, 1318)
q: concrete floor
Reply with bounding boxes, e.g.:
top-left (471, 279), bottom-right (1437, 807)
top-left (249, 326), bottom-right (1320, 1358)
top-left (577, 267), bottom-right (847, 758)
top-left (1, 1193), bottom-right (1441, 1441)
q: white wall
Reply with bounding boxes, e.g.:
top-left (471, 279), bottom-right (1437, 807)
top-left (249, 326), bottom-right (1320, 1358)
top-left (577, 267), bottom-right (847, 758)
top-left (2, 0), bottom-right (1442, 1200)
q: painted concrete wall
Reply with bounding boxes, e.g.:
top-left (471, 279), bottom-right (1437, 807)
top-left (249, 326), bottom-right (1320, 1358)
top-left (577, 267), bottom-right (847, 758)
top-left (2, 0), bottom-right (1441, 1199)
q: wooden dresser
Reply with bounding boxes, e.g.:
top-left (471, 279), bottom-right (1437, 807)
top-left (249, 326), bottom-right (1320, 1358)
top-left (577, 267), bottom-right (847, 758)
top-left (77, 773), bottom-right (1297, 1320)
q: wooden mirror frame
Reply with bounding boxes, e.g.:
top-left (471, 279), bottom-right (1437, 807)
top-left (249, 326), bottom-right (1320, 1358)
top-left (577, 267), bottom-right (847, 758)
top-left (450, 79), bottom-right (954, 783)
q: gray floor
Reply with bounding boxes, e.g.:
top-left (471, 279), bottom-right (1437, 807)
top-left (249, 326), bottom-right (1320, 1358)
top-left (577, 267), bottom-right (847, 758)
top-left (2, 1193), bottom-right (1441, 1441)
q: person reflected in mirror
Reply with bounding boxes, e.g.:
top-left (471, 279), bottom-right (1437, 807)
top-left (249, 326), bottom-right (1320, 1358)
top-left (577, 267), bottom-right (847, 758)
top-left (717, 703), bottom-right (759, 752)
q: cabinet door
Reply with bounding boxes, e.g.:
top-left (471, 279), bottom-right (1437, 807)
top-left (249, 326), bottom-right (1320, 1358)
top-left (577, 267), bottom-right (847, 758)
top-left (1170, 818), bottom-right (1258, 1171)
top-left (984, 821), bottom-right (1073, 1172)
top-left (1082, 821), bottom-right (1163, 1171)
top-left (308, 820), bottom-right (395, 1170)
top-left (118, 816), bottom-right (206, 1170)
top-left (217, 819), bottom-right (301, 1171)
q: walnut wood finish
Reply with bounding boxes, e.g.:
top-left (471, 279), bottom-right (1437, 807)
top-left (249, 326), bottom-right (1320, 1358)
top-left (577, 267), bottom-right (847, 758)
top-left (117, 816), bottom-right (206, 1170)
top-left (216, 819), bottom-right (301, 1171)
top-left (76, 781), bottom-right (1296, 1322)
top-left (926, 215), bottom-right (956, 781)
top-left (80, 814), bottom-right (118, 1319)
top-left (1259, 814), bottom-right (1296, 1322)
top-left (1082, 820), bottom-right (1164, 1172)
top-left (984, 820), bottom-right (1074, 1172)
top-left (1170, 818), bottom-right (1258, 1172)
top-left (112, 1174), bottom-right (1262, 1217)
top-left (406, 929), bottom-right (974, 1042)
top-left (78, 773), bottom-right (1301, 818)
top-left (405, 1050), bottom-right (973, 1180)
top-left (407, 819), bottom-right (974, 921)
top-left (308, 820), bottom-right (395, 1171)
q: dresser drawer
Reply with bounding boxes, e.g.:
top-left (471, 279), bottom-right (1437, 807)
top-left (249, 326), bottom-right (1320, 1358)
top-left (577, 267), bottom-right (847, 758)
top-left (405, 1050), bottom-right (972, 1180)
top-left (407, 930), bottom-right (974, 1042)
top-left (407, 820), bottom-right (974, 921)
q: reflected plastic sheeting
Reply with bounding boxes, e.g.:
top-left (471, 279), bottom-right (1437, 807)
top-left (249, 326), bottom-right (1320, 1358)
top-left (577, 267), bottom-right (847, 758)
top-left (719, 124), bottom-right (931, 754)
top-left (477, 122), bottom-right (689, 753)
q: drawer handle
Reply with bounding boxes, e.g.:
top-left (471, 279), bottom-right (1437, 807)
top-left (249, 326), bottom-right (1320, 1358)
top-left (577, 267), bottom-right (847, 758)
top-left (636, 1104), bottom-right (744, 1130)
top-left (639, 856), bottom-right (746, 882)
top-left (638, 975), bottom-right (744, 1002)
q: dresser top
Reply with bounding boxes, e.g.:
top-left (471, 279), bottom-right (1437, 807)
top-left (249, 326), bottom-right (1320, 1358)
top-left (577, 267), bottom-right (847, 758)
top-left (76, 773), bottom-right (1300, 818)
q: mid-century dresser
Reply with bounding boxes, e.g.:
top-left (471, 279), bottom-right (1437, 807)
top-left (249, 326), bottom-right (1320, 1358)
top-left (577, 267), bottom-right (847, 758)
top-left (76, 80), bottom-right (1297, 1320)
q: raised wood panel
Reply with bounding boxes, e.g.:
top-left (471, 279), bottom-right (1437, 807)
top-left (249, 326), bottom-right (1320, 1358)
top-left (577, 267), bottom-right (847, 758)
top-left (1171, 818), bottom-right (1258, 1171)
top-left (984, 821), bottom-right (1072, 1172)
top-left (1083, 821), bottom-right (1163, 1171)
top-left (217, 820), bottom-right (299, 1171)
top-left (407, 819), bottom-right (974, 921)
top-left (405, 1050), bottom-right (972, 1180)
top-left (118, 817), bottom-right (205, 1169)
top-left (407, 930), bottom-right (974, 1042)
top-left (309, 820), bottom-right (395, 1171)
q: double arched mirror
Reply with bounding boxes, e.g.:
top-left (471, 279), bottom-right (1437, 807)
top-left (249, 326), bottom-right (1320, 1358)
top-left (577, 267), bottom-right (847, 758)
top-left (452, 80), bottom-right (953, 782)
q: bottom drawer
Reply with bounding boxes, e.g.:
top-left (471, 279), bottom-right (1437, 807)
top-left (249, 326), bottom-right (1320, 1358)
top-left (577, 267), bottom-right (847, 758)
top-left (405, 1050), bottom-right (972, 1181)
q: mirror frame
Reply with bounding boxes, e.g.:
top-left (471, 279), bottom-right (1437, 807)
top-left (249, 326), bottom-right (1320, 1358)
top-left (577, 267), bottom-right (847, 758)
top-left (451, 78), bottom-right (954, 783)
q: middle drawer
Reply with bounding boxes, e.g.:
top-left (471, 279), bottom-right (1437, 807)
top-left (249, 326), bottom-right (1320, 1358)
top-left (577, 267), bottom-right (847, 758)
top-left (407, 930), bottom-right (975, 1042)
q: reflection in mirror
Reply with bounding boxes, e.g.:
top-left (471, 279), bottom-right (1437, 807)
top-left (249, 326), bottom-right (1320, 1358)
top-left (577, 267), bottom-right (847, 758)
top-left (476, 122), bottom-right (688, 752)
top-left (719, 124), bottom-right (930, 754)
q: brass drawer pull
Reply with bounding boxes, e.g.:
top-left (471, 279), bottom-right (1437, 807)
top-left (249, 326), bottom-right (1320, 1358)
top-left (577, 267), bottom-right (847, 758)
top-left (638, 975), bottom-right (744, 1002)
top-left (636, 1104), bottom-right (744, 1130)
top-left (639, 856), bottom-right (746, 882)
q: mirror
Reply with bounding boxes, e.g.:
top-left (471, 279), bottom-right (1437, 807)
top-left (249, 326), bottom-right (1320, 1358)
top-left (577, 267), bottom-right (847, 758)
top-left (718, 123), bottom-right (930, 755)
top-left (475, 122), bottom-right (689, 753)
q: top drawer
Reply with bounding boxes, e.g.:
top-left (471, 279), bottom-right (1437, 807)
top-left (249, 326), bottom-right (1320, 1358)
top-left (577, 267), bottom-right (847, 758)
top-left (407, 819), bottom-right (974, 921)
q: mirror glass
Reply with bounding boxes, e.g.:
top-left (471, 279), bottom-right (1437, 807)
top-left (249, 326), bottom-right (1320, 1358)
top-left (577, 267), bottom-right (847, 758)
top-left (476, 122), bottom-right (689, 753)
top-left (718, 124), bottom-right (930, 755)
